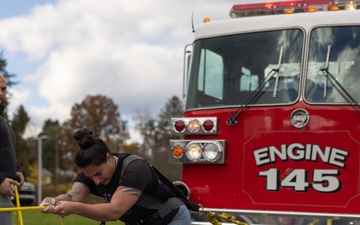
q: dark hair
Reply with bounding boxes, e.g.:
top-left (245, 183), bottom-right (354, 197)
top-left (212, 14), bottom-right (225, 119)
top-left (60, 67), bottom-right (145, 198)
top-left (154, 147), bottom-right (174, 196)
top-left (74, 128), bottom-right (112, 168)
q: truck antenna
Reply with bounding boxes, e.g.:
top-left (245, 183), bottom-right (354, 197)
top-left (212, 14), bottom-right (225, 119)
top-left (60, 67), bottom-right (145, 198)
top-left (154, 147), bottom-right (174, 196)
top-left (192, 11), bottom-right (195, 33)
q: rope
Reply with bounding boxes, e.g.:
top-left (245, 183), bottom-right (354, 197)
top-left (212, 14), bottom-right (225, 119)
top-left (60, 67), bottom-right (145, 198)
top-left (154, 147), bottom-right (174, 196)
top-left (202, 210), bottom-right (250, 225)
top-left (0, 206), bottom-right (46, 212)
top-left (14, 185), bottom-right (23, 225)
top-left (0, 185), bottom-right (64, 225)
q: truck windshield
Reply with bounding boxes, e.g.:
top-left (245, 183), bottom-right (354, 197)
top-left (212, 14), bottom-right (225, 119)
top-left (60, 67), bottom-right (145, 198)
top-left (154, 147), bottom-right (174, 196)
top-left (186, 29), bottom-right (303, 110)
top-left (305, 26), bottom-right (360, 103)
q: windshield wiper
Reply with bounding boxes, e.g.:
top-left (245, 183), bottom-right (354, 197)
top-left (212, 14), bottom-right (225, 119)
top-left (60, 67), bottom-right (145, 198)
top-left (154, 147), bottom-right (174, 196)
top-left (321, 45), bottom-right (331, 98)
top-left (319, 45), bottom-right (360, 114)
top-left (273, 46), bottom-right (285, 97)
top-left (227, 46), bottom-right (285, 125)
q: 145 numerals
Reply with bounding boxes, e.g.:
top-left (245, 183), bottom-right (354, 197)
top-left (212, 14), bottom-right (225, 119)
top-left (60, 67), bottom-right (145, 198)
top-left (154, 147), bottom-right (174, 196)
top-left (259, 169), bottom-right (341, 192)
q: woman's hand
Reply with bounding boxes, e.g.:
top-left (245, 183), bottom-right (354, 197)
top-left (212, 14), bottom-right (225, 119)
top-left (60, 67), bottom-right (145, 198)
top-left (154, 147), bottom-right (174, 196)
top-left (52, 201), bottom-right (73, 217)
top-left (40, 199), bottom-right (74, 217)
top-left (40, 197), bottom-right (58, 214)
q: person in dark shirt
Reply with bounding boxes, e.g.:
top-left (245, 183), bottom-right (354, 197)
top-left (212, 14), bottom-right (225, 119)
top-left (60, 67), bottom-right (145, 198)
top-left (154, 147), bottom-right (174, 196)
top-left (40, 128), bottom-right (191, 225)
top-left (0, 73), bottom-right (24, 225)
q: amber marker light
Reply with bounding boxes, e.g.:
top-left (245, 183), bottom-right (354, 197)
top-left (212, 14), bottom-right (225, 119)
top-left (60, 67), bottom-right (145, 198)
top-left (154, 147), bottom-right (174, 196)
top-left (307, 7), bottom-right (317, 12)
top-left (284, 8), bottom-right (294, 14)
top-left (172, 145), bottom-right (185, 158)
top-left (330, 5), bottom-right (339, 11)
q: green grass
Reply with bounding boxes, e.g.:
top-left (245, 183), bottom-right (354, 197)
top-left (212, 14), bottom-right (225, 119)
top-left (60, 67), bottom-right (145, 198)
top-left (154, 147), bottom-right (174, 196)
top-left (12, 210), bottom-right (124, 225)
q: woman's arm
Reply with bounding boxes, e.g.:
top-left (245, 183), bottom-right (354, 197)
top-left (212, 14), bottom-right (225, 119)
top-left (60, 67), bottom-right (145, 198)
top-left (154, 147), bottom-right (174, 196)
top-left (40, 182), bottom-right (91, 213)
top-left (50, 186), bottom-right (140, 221)
top-left (56, 182), bottom-right (91, 202)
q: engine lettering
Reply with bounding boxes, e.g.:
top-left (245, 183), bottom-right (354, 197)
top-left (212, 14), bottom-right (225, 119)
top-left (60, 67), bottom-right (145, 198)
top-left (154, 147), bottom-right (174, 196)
top-left (254, 143), bottom-right (349, 168)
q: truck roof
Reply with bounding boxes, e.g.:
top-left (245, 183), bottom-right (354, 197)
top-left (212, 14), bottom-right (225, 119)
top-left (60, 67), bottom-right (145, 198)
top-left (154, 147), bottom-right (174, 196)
top-left (194, 9), bottom-right (360, 40)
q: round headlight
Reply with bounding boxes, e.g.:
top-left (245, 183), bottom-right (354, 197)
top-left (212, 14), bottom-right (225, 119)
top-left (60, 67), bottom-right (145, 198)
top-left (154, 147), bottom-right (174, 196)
top-left (345, 1), bottom-right (357, 10)
top-left (203, 142), bottom-right (221, 162)
top-left (186, 143), bottom-right (202, 161)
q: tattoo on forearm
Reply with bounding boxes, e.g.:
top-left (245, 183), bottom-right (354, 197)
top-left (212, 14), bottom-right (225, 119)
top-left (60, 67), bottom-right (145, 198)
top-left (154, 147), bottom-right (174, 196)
top-left (117, 186), bottom-right (141, 198)
top-left (57, 182), bottom-right (85, 201)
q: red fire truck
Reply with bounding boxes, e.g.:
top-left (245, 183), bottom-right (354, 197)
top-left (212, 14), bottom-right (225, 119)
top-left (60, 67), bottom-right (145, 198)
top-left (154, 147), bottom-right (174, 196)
top-left (169, 0), bottom-right (360, 224)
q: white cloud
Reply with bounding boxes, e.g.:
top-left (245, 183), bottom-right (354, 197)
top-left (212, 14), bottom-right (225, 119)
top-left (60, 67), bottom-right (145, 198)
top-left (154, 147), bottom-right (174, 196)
top-left (0, 0), bottom-right (241, 143)
top-left (7, 88), bottom-right (30, 115)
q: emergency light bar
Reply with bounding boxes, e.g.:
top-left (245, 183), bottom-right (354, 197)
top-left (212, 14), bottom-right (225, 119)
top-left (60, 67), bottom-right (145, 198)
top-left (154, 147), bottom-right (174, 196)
top-left (230, 0), bottom-right (359, 18)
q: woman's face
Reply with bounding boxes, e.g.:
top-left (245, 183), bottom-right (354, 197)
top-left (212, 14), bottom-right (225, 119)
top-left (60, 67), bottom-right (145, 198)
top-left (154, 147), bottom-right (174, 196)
top-left (81, 153), bottom-right (116, 185)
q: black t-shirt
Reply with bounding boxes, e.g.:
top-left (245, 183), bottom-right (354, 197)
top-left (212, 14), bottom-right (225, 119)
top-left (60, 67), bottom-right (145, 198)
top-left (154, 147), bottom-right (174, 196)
top-left (73, 153), bottom-right (177, 224)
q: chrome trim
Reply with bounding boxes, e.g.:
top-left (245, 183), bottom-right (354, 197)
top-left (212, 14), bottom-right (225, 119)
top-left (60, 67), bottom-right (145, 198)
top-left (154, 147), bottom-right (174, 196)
top-left (169, 140), bottom-right (225, 164)
top-left (290, 108), bottom-right (310, 128)
top-left (199, 208), bottom-right (360, 219)
top-left (171, 117), bottom-right (218, 135)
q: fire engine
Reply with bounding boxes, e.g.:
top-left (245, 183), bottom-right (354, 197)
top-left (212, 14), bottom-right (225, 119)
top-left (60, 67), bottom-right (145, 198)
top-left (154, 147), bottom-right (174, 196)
top-left (169, 0), bottom-right (360, 224)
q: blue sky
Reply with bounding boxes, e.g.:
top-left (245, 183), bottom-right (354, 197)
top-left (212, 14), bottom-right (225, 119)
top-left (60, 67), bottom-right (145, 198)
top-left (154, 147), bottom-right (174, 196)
top-left (0, 0), bottom-right (244, 142)
top-left (1, 0), bottom-right (56, 19)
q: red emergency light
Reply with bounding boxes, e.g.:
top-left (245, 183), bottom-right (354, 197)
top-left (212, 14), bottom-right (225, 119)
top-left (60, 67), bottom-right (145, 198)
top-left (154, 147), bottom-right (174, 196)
top-left (171, 117), bottom-right (217, 135)
top-left (229, 0), bottom-right (358, 18)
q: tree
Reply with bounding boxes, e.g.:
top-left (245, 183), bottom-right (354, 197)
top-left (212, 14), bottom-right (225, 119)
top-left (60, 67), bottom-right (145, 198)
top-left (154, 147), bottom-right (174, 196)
top-left (11, 105), bottom-right (30, 136)
top-left (61, 94), bottom-right (127, 171)
top-left (153, 96), bottom-right (184, 181)
top-left (133, 109), bottom-right (157, 158)
top-left (135, 95), bottom-right (184, 181)
top-left (69, 95), bottom-right (120, 137)
top-left (157, 95), bottom-right (184, 143)
top-left (11, 105), bottom-right (31, 178)
top-left (38, 120), bottom-right (61, 173)
top-left (0, 52), bottom-right (17, 86)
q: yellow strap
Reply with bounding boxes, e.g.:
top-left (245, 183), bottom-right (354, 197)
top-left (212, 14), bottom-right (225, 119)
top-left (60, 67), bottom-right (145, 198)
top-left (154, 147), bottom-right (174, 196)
top-left (0, 206), bottom-right (46, 212)
top-left (14, 185), bottom-right (23, 225)
top-left (0, 185), bottom-right (64, 225)
top-left (205, 211), bottom-right (249, 225)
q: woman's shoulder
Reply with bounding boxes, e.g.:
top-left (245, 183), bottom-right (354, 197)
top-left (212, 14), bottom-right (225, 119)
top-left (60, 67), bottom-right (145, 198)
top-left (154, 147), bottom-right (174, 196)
top-left (114, 153), bottom-right (145, 163)
top-left (113, 152), bottom-right (131, 160)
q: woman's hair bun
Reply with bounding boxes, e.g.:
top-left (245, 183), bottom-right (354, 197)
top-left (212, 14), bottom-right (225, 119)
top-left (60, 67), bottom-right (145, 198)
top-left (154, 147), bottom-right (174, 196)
top-left (74, 128), bottom-right (95, 149)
